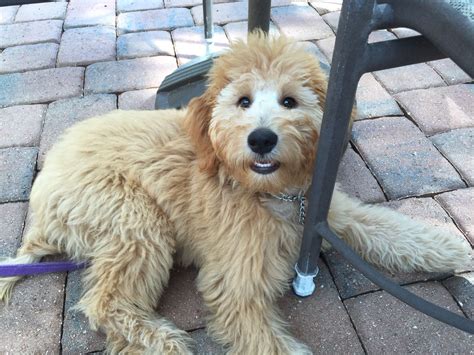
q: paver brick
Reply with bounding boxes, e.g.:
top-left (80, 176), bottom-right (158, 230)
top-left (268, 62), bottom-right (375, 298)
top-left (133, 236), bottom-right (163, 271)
top-left (118, 88), bottom-right (158, 110)
top-left (356, 73), bottom-right (403, 119)
top-left (317, 29), bottom-right (397, 62)
top-left (118, 0), bottom-right (164, 13)
top-left (316, 30), bottom-right (393, 63)
top-left (0, 67), bottom-right (84, 108)
top-left (321, 10), bottom-right (339, 33)
top-left (0, 273), bottom-right (66, 353)
top-left (325, 197), bottom-right (465, 299)
top-left (310, 0), bottom-right (342, 15)
top-left (315, 35), bottom-right (334, 62)
top-left (172, 26), bottom-right (229, 66)
top-left (373, 63), bottom-right (446, 94)
top-left (431, 128), bottom-right (474, 185)
top-left (301, 41), bottom-right (329, 69)
top-left (428, 58), bottom-right (471, 85)
top-left (165, 0), bottom-right (241, 7)
top-left (390, 27), bottom-right (420, 38)
top-left (39, 94), bottom-right (117, 168)
top-left (191, 2), bottom-right (247, 25)
top-left (0, 147), bottom-right (37, 203)
top-left (223, 20), bottom-right (279, 42)
top-left (0, 19), bottom-right (62, 48)
top-left (0, 42), bottom-right (58, 74)
top-left (164, 0), bottom-right (205, 7)
top-left (278, 261), bottom-right (364, 353)
top-left (85, 56), bottom-right (177, 94)
top-left (14, 2), bottom-right (67, 22)
top-left (336, 147), bottom-right (385, 203)
top-left (117, 30), bottom-right (174, 60)
top-left (0, 5), bottom-right (19, 25)
top-left (345, 282), bottom-right (472, 353)
top-left (65, 0), bottom-right (115, 29)
top-left (383, 198), bottom-right (468, 241)
top-left (57, 26), bottom-right (116, 67)
top-left (61, 270), bottom-right (107, 353)
top-left (325, 248), bottom-right (450, 300)
top-left (117, 8), bottom-right (194, 35)
top-left (351, 116), bottom-right (465, 199)
top-left (435, 188), bottom-right (474, 245)
top-left (190, 329), bottom-right (224, 354)
top-left (158, 267), bottom-right (206, 331)
top-left (312, 24), bottom-right (391, 61)
top-left (443, 272), bottom-right (474, 319)
top-left (271, 4), bottom-right (333, 41)
top-left (368, 29), bottom-right (396, 43)
top-left (0, 104), bottom-right (46, 148)
top-left (271, 0), bottom-right (309, 7)
top-left (0, 202), bottom-right (27, 257)
top-left (395, 84), bottom-right (474, 135)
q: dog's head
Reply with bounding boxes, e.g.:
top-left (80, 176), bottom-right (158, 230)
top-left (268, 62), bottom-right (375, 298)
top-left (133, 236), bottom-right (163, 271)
top-left (185, 32), bottom-right (328, 194)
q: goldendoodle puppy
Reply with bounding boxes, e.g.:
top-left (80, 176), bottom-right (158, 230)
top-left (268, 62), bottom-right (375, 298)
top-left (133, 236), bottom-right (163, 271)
top-left (0, 33), bottom-right (470, 354)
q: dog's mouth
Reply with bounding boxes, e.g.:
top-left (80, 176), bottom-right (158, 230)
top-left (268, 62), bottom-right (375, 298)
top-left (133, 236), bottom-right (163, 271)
top-left (250, 160), bottom-right (280, 175)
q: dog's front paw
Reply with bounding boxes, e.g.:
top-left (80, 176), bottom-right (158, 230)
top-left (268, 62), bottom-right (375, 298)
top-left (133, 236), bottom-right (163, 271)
top-left (107, 319), bottom-right (194, 355)
top-left (147, 327), bottom-right (194, 355)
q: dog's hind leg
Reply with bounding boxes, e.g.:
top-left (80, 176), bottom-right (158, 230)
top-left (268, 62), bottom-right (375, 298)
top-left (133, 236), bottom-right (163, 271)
top-left (327, 186), bottom-right (471, 273)
top-left (0, 224), bottom-right (59, 302)
top-left (76, 213), bottom-right (192, 354)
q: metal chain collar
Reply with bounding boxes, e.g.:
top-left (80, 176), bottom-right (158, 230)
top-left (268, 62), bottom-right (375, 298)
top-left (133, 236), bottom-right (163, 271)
top-left (271, 193), bottom-right (306, 225)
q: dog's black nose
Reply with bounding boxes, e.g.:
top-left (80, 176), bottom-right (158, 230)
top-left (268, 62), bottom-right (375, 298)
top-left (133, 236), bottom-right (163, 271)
top-left (247, 128), bottom-right (278, 154)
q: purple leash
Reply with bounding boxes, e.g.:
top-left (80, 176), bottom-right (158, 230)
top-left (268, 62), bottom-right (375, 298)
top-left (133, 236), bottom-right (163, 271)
top-left (0, 261), bottom-right (88, 277)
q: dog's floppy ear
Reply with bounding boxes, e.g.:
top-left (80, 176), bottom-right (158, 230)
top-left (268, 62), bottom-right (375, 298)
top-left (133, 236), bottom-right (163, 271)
top-left (185, 90), bottom-right (220, 174)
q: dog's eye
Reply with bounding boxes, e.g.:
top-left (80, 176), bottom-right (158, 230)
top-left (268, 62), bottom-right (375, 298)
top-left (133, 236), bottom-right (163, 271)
top-left (238, 97), bottom-right (251, 108)
top-left (282, 97), bottom-right (297, 109)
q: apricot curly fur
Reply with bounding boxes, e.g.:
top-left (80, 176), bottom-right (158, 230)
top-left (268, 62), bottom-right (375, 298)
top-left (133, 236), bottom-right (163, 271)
top-left (0, 32), bottom-right (470, 354)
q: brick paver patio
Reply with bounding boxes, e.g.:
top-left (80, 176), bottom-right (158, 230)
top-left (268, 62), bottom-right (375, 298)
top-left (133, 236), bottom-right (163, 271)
top-left (0, 0), bottom-right (473, 353)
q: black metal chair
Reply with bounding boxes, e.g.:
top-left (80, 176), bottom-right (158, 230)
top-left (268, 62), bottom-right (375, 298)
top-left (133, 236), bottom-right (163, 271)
top-left (294, 0), bottom-right (474, 333)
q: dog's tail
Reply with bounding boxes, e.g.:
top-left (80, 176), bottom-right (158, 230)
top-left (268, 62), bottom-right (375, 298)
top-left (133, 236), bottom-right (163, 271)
top-left (0, 226), bottom-right (58, 303)
top-left (327, 187), bottom-right (471, 273)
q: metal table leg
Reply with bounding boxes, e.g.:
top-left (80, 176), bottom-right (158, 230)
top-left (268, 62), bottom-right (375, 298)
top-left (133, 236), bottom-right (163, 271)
top-left (248, 0), bottom-right (271, 33)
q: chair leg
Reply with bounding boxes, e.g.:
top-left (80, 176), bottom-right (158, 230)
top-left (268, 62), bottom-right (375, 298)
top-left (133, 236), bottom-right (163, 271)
top-left (248, 0), bottom-right (271, 33)
top-left (292, 0), bottom-right (376, 297)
